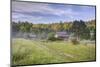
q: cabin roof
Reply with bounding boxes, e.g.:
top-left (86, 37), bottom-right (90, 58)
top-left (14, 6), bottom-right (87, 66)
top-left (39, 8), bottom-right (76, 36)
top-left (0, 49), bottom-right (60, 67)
top-left (56, 31), bottom-right (69, 35)
top-left (55, 31), bottom-right (69, 38)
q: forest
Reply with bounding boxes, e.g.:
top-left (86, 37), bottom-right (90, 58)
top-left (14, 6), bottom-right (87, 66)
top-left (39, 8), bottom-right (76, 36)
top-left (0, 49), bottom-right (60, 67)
top-left (12, 19), bottom-right (96, 40)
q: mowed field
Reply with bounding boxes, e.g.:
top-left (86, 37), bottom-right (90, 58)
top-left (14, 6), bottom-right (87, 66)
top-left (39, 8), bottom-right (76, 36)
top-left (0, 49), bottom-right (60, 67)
top-left (12, 38), bottom-right (96, 65)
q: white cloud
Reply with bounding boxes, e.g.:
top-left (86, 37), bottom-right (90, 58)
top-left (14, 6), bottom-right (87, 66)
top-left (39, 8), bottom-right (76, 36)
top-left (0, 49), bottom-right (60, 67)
top-left (12, 12), bottom-right (43, 22)
top-left (12, 1), bottom-right (79, 17)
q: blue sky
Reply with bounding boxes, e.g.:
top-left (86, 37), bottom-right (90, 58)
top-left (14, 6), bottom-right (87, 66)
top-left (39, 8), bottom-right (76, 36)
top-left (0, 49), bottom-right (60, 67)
top-left (12, 1), bottom-right (95, 24)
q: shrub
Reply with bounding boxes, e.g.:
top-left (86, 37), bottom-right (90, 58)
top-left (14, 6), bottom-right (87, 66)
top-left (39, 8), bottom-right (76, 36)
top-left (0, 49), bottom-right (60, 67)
top-left (48, 37), bottom-right (62, 41)
top-left (71, 38), bottom-right (79, 45)
top-left (47, 32), bottom-right (63, 41)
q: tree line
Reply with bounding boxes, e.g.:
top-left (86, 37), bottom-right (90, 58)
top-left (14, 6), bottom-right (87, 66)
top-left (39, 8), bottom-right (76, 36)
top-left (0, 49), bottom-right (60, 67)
top-left (12, 19), bottom-right (96, 40)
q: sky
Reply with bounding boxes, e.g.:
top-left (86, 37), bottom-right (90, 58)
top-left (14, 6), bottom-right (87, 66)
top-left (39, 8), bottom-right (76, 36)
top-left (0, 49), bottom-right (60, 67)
top-left (12, 1), bottom-right (95, 24)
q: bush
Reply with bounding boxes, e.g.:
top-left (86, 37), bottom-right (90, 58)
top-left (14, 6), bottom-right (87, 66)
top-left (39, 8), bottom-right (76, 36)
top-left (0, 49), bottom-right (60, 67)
top-left (48, 37), bottom-right (63, 41)
top-left (47, 32), bottom-right (64, 41)
top-left (71, 38), bottom-right (79, 45)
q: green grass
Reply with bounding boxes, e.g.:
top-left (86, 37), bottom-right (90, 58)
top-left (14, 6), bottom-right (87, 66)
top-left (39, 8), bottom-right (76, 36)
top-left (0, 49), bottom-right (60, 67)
top-left (12, 38), bottom-right (96, 65)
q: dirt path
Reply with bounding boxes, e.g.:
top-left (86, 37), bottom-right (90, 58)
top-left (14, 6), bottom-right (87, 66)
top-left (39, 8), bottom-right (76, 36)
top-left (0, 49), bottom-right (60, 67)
top-left (34, 41), bottom-right (74, 60)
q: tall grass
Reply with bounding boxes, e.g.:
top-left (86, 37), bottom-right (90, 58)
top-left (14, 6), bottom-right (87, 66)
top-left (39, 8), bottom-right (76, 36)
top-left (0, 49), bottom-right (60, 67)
top-left (12, 38), bottom-right (96, 65)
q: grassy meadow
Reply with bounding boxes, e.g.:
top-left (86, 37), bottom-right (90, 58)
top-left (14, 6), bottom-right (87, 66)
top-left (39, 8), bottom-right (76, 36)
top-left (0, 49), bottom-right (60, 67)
top-left (12, 38), bottom-right (96, 65)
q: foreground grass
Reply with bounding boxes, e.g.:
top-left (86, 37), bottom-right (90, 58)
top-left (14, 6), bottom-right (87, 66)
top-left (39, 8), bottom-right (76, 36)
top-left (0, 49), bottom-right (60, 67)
top-left (12, 38), bottom-right (96, 65)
